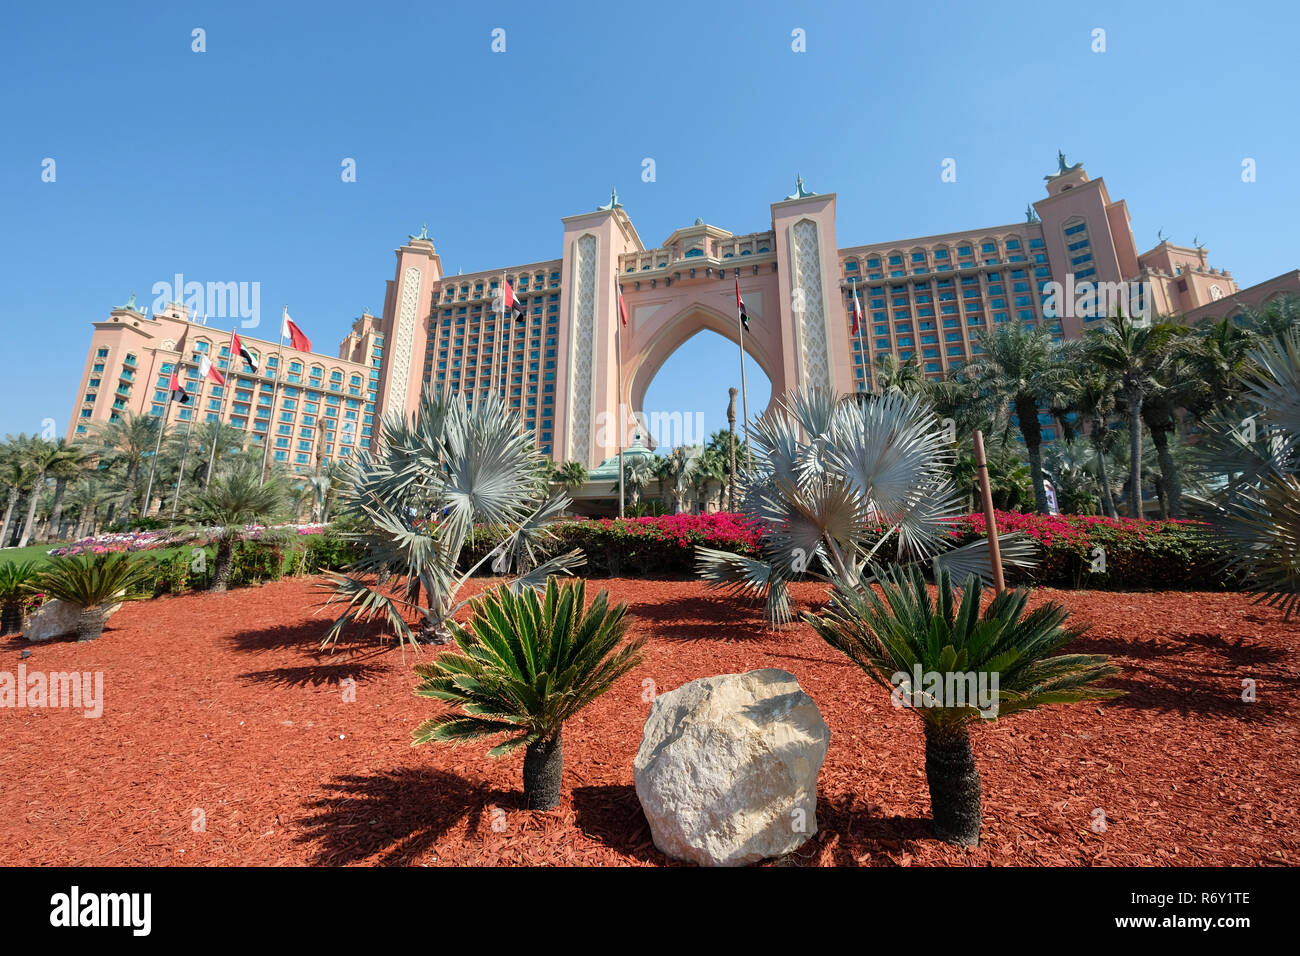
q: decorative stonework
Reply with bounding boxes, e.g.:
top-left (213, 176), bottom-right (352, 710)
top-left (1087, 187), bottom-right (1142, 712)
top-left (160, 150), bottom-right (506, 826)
top-left (791, 219), bottom-right (831, 391)
top-left (388, 266), bottom-right (422, 414)
top-left (567, 234), bottom-right (598, 461)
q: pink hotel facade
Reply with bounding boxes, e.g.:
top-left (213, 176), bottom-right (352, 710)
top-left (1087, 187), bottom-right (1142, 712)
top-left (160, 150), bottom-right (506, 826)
top-left (70, 156), bottom-right (1298, 472)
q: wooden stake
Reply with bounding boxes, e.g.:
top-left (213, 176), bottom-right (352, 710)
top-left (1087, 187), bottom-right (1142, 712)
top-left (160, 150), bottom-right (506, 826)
top-left (973, 429), bottom-right (1005, 595)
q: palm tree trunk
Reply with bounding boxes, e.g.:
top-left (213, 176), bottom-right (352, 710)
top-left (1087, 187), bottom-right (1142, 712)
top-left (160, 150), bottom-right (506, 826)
top-left (1, 601), bottom-right (23, 635)
top-left (48, 477), bottom-right (68, 543)
top-left (1, 489), bottom-right (18, 547)
top-left (18, 469), bottom-right (45, 547)
top-left (1092, 435), bottom-right (1117, 518)
top-left (523, 730), bottom-right (564, 810)
top-left (1127, 391), bottom-right (1143, 519)
top-left (211, 537), bottom-right (235, 592)
top-left (924, 722), bottom-right (981, 846)
top-left (1150, 427), bottom-right (1182, 518)
top-left (76, 606), bottom-right (106, 642)
top-left (1017, 398), bottom-right (1049, 514)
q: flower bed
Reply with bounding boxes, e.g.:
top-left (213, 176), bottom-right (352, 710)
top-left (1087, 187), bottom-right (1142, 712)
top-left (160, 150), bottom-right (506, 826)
top-left (49, 523), bottom-right (330, 557)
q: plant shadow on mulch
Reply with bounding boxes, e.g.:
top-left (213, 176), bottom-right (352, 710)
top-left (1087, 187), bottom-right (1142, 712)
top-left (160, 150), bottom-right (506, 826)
top-left (1071, 630), bottom-right (1292, 720)
top-left (238, 660), bottom-right (389, 688)
top-left (629, 595), bottom-right (779, 642)
top-left (294, 767), bottom-right (515, 866)
top-left (569, 784), bottom-right (675, 865)
top-left (226, 618), bottom-right (396, 655)
top-left (794, 794), bottom-right (935, 867)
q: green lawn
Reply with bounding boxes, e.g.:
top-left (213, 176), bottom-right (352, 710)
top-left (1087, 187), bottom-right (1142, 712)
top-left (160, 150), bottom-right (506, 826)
top-left (0, 543), bottom-right (65, 567)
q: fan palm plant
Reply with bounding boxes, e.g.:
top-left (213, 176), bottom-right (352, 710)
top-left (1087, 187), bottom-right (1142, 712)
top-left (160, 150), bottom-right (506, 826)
top-left (697, 387), bottom-right (1038, 627)
top-left (618, 456), bottom-right (657, 508)
top-left (320, 388), bottom-right (583, 650)
top-left (187, 459), bottom-right (286, 591)
top-left (1190, 329), bottom-right (1300, 617)
top-left (0, 560), bottom-right (41, 634)
top-left (412, 577), bottom-right (644, 809)
top-left (552, 460), bottom-right (588, 492)
top-left (33, 553), bottom-right (154, 641)
top-left (804, 562), bottom-right (1121, 845)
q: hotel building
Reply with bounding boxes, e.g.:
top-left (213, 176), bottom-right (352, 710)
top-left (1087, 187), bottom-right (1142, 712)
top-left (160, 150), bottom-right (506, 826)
top-left (69, 154), bottom-right (1298, 474)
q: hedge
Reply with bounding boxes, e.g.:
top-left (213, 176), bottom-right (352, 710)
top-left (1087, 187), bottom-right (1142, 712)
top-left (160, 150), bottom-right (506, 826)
top-left (461, 511), bottom-right (1235, 591)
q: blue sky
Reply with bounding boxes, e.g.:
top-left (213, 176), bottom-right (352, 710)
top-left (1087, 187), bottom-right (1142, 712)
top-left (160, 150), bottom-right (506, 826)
top-left (2, 0), bottom-right (1297, 444)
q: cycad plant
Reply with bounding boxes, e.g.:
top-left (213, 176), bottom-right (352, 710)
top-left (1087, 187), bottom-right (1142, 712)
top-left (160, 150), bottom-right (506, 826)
top-left (804, 563), bottom-right (1121, 845)
top-left (0, 560), bottom-right (41, 634)
top-left (187, 459), bottom-right (286, 592)
top-left (412, 577), bottom-right (644, 809)
top-left (697, 387), bottom-right (1037, 627)
top-left (33, 553), bottom-right (154, 641)
top-left (321, 388), bottom-right (582, 650)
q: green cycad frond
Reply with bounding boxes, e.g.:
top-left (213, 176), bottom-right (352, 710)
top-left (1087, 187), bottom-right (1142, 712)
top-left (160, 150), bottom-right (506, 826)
top-left (34, 553), bottom-right (155, 609)
top-left (411, 577), bottom-right (645, 753)
top-left (803, 562), bottom-right (1121, 730)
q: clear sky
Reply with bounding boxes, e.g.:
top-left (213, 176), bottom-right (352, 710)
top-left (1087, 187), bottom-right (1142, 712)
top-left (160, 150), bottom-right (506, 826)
top-left (2, 0), bottom-right (1297, 444)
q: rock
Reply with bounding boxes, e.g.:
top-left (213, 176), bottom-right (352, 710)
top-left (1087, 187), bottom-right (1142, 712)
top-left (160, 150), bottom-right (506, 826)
top-left (634, 668), bottom-right (830, 866)
top-left (23, 599), bottom-right (122, 643)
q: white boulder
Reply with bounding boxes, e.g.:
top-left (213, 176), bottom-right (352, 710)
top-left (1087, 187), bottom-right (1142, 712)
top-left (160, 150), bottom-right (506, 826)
top-left (634, 669), bottom-right (830, 866)
top-left (23, 599), bottom-right (122, 643)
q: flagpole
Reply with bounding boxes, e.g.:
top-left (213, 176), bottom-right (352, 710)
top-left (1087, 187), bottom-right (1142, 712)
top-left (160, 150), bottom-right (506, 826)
top-left (260, 307), bottom-right (288, 485)
top-left (203, 327), bottom-right (238, 489)
top-left (851, 277), bottom-right (868, 392)
top-left (141, 369), bottom-right (174, 517)
top-left (735, 272), bottom-right (753, 471)
top-left (169, 393), bottom-right (196, 525)
top-left (616, 274), bottom-right (625, 519)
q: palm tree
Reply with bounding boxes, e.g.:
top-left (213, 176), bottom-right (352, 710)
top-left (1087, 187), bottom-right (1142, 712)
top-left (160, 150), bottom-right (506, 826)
top-left (1071, 372), bottom-right (1120, 518)
top-left (692, 446), bottom-right (728, 513)
top-left (0, 439), bottom-right (32, 547)
top-left (874, 353), bottom-right (924, 395)
top-left (804, 562), bottom-right (1120, 845)
top-left (45, 440), bottom-right (89, 542)
top-left (15, 437), bottom-right (64, 548)
top-left (660, 445), bottom-right (700, 513)
top-left (187, 459), bottom-right (286, 591)
top-left (964, 324), bottom-right (1076, 514)
top-left (1138, 340), bottom-right (1200, 517)
top-left (66, 477), bottom-right (111, 539)
top-left (697, 388), bottom-right (1038, 626)
top-left (552, 460), bottom-right (588, 492)
top-left (1189, 315), bottom-right (1259, 419)
top-left (321, 388), bottom-right (582, 649)
top-left (1082, 311), bottom-right (1182, 519)
top-left (618, 456), bottom-right (656, 508)
top-left (33, 553), bottom-right (154, 641)
top-left (88, 412), bottom-right (163, 522)
top-left (1239, 293), bottom-right (1300, 340)
top-left (413, 577), bottom-right (645, 809)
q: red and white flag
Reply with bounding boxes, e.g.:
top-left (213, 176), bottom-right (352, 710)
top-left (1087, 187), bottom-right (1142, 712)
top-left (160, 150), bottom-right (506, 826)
top-left (850, 285), bottom-right (863, 336)
top-left (198, 354), bottom-right (225, 385)
top-left (617, 285), bottom-right (628, 326)
top-left (735, 278), bottom-right (750, 332)
top-left (282, 308), bottom-right (312, 352)
top-left (230, 331), bottom-right (259, 372)
top-left (502, 281), bottom-right (527, 323)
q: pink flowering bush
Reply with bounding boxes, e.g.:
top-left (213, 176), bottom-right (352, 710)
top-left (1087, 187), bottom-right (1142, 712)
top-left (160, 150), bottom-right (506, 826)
top-left (50, 523), bottom-right (329, 557)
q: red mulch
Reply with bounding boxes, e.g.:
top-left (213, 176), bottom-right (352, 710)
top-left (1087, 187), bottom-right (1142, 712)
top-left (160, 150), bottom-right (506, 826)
top-left (1, 577), bottom-right (1297, 867)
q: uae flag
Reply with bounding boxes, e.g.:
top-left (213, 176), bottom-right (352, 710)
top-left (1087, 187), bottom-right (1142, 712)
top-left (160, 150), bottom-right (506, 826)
top-left (169, 370), bottom-right (190, 404)
top-left (282, 309), bottom-right (312, 352)
top-left (850, 285), bottom-right (863, 336)
top-left (735, 278), bottom-right (750, 332)
top-left (198, 354), bottom-right (225, 385)
top-left (502, 281), bottom-right (528, 323)
top-left (230, 331), bottom-right (259, 372)
top-left (618, 285), bottom-right (628, 326)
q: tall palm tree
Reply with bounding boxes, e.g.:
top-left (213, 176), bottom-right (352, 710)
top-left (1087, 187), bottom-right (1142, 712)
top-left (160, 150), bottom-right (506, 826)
top-left (66, 477), bottom-right (111, 539)
top-left (15, 437), bottom-right (68, 547)
top-left (1139, 340), bottom-right (1200, 517)
top-left (187, 459), bottom-right (286, 591)
top-left (660, 445), bottom-right (700, 514)
top-left (874, 353), bottom-right (924, 395)
top-left (552, 460), bottom-right (588, 492)
top-left (45, 439), bottom-right (90, 542)
top-left (1188, 315), bottom-right (1259, 419)
top-left (618, 456), bottom-right (656, 508)
top-left (691, 446), bottom-right (728, 513)
top-left (964, 325), bottom-right (1076, 514)
top-left (1071, 372), bottom-right (1120, 518)
top-left (88, 412), bottom-right (163, 523)
top-left (1239, 293), bottom-right (1300, 340)
top-left (1082, 311), bottom-right (1181, 519)
top-left (0, 439), bottom-right (32, 547)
